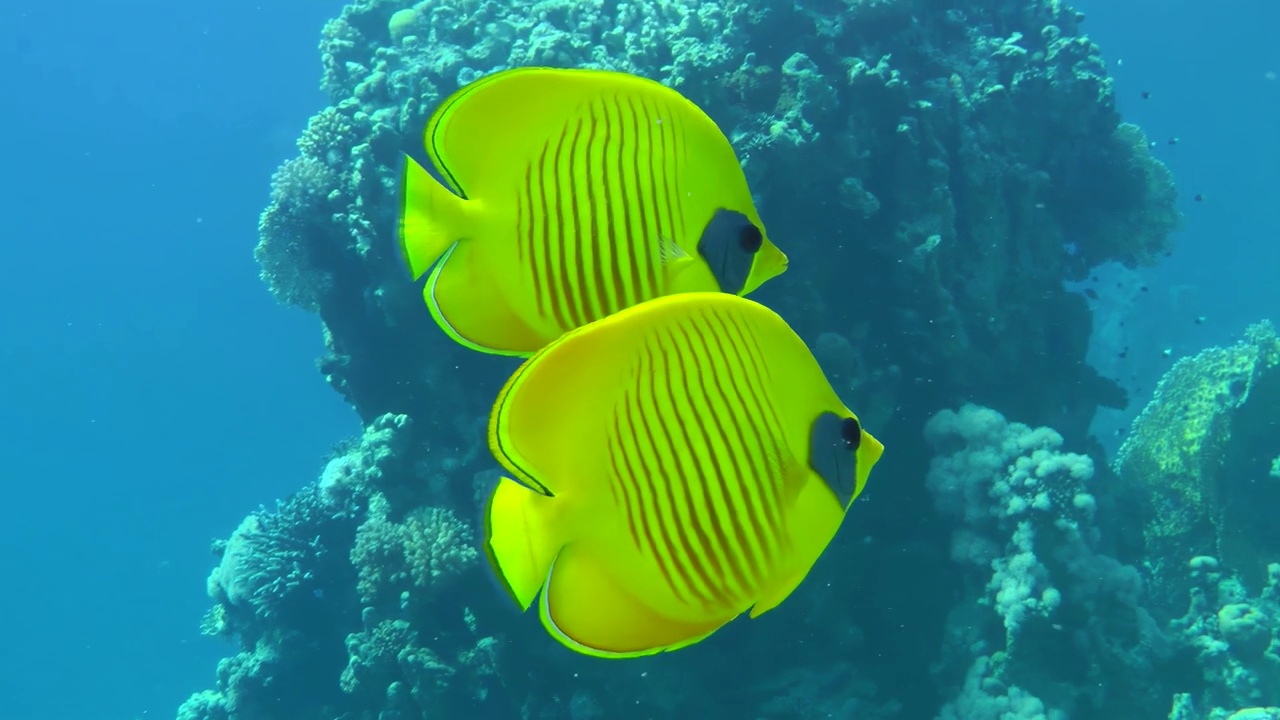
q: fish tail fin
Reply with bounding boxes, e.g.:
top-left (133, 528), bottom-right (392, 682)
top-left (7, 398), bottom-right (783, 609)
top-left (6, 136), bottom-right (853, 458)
top-left (398, 155), bottom-right (469, 280)
top-left (483, 477), bottom-right (566, 611)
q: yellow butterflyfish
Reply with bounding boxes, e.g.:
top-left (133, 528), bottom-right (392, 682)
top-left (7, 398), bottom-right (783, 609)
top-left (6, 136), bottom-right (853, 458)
top-left (398, 67), bottom-right (788, 357)
top-left (481, 292), bottom-right (884, 658)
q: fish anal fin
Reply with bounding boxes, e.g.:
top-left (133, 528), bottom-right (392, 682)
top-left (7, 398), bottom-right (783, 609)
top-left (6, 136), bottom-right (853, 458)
top-left (425, 243), bottom-right (546, 356)
top-left (541, 547), bottom-right (733, 658)
top-left (484, 477), bottom-right (566, 611)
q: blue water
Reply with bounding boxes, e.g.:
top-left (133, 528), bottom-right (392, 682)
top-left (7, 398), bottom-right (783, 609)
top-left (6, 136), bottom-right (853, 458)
top-left (0, 0), bottom-right (1275, 717)
top-left (0, 2), bottom-right (352, 717)
top-left (1077, 0), bottom-right (1279, 388)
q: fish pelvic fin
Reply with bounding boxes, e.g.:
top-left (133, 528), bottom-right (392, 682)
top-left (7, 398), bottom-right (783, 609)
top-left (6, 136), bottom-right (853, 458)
top-left (398, 155), bottom-right (470, 281)
top-left (483, 476), bottom-right (566, 611)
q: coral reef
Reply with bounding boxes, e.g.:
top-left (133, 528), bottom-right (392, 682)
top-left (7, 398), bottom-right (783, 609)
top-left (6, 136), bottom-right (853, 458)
top-left (254, 0), bottom-right (1178, 444)
top-left (177, 0), bottom-right (1211, 717)
top-left (1114, 321), bottom-right (1280, 616)
top-left (1167, 559), bottom-right (1280, 718)
top-left (924, 404), bottom-right (1159, 718)
top-left (178, 417), bottom-right (500, 720)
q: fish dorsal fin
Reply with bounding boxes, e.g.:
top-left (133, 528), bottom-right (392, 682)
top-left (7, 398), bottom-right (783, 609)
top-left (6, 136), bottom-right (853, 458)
top-left (488, 310), bottom-right (640, 495)
top-left (423, 67), bottom-right (683, 200)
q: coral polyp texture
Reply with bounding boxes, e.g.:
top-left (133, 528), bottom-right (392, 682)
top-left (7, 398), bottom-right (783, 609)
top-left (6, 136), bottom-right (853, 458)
top-left (169, 0), bottom-right (1280, 718)
top-left (1114, 320), bottom-right (1280, 616)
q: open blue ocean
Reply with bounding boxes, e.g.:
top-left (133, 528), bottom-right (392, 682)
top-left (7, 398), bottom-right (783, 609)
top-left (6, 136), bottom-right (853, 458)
top-left (1, 0), bottom-right (1276, 718)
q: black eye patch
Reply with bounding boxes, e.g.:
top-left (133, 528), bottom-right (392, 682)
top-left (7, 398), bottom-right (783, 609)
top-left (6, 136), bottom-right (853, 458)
top-left (809, 412), bottom-right (860, 507)
top-left (696, 208), bottom-right (761, 295)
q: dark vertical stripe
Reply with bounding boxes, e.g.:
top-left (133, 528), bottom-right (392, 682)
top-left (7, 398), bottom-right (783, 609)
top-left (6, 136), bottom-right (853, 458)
top-left (594, 100), bottom-right (624, 314)
top-left (680, 317), bottom-right (773, 580)
top-left (658, 328), bottom-right (734, 588)
top-left (664, 325), bottom-right (758, 594)
top-left (643, 341), bottom-right (731, 606)
top-left (689, 311), bottom-right (779, 555)
top-left (563, 120), bottom-right (589, 328)
top-left (584, 103), bottom-right (612, 320)
top-left (524, 162), bottom-right (547, 320)
top-left (543, 134), bottom-right (572, 332)
top-left (605, 96), bottom-right (640, 310)
top-left (619, 376), bottom-right (691, 599)
top-left (611, 96), bottom-right (644, 308)
top-left (607, 417), bottom-right (644, 552)
top-left (718, 309), bottom-right (789, 536)
top-left (535, 142), bottom-right (560, 325)
top-left (725, 309), bottom-right (775, 384)
top-left (701, 308), bottom-right (786, 541)
top-left (627, 95), bottom-right (659, 299)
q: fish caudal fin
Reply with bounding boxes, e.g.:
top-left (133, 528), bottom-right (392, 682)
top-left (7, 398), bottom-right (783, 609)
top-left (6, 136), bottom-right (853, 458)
top-left (483, 476), bottom-right (564, 611)
top-left (398, 155), bottom-right (469, 280)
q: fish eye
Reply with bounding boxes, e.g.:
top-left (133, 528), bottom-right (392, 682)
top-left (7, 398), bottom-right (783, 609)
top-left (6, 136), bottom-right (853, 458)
top-left (840, 417), bottom-right (862, 450)
top-left (738, 224), bottom-right (763, 253)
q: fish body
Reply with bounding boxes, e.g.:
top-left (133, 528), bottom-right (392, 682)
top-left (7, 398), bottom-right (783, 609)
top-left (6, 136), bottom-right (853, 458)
top-left (398, 67), bottom-right (788, 356)
top-left (482, 292), bottom-right (884, 657)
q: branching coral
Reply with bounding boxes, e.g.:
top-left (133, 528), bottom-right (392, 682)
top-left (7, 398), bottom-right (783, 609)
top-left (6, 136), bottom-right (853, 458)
top-left (350, 493), bottom-right (478, 609)
top-left (925, 404), bottom-right (1156, 717)
top-left (1169, 559), bottom-right (1280, 716)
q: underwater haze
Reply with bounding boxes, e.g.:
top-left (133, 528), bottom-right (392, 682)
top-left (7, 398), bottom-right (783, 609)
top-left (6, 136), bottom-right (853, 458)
top-left (0, 0), bottom-right (1276, 719)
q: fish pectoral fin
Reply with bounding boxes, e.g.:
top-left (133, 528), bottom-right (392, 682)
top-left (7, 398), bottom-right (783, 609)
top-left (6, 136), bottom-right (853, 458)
top-left (399, 156), bottom-right (470, 280)
top-left (484, 477), bottom-right (565, 611)
top-left (663, 255), bottom-right (716, 296)
top-left (657, 235), bottom-right (689, 263)
top-left (424, 243), bottom-right (545, 356)
top-left (539, 547), bottom-right (733, 658)
top-left (749, 568), bottom-right (811, 619)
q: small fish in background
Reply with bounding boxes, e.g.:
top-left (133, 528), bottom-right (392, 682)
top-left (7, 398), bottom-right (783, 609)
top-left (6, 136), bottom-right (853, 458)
top-left (398, 67), bottom-right (789, 356)
top-left (481, 292), bottom-right (884, 658)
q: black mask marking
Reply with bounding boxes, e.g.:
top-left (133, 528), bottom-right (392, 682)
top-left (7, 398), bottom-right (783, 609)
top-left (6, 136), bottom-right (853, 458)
top-left (696, 208), bottom-right (762, 295)
top-left (809, 412), bottom-right (861, 507)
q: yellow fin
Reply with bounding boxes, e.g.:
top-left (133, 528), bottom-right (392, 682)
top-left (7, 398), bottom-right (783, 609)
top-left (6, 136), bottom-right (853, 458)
top-left (538, 545), bottom-right (733, 658)
top-left (398, 156), bottom-right (470, 280)
top-left (423, 66), bottom-right (665, 200)
top-left (483, 476), bottom-right (566, 611)
top-left (487, 314), bottom-right (632, 494)
top-left (423, 243), bottom-right (544, 357)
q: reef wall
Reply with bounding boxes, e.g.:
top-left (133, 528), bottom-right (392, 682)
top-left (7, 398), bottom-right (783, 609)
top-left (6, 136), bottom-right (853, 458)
top-left (175, 0), bottom-right (1211, 718)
